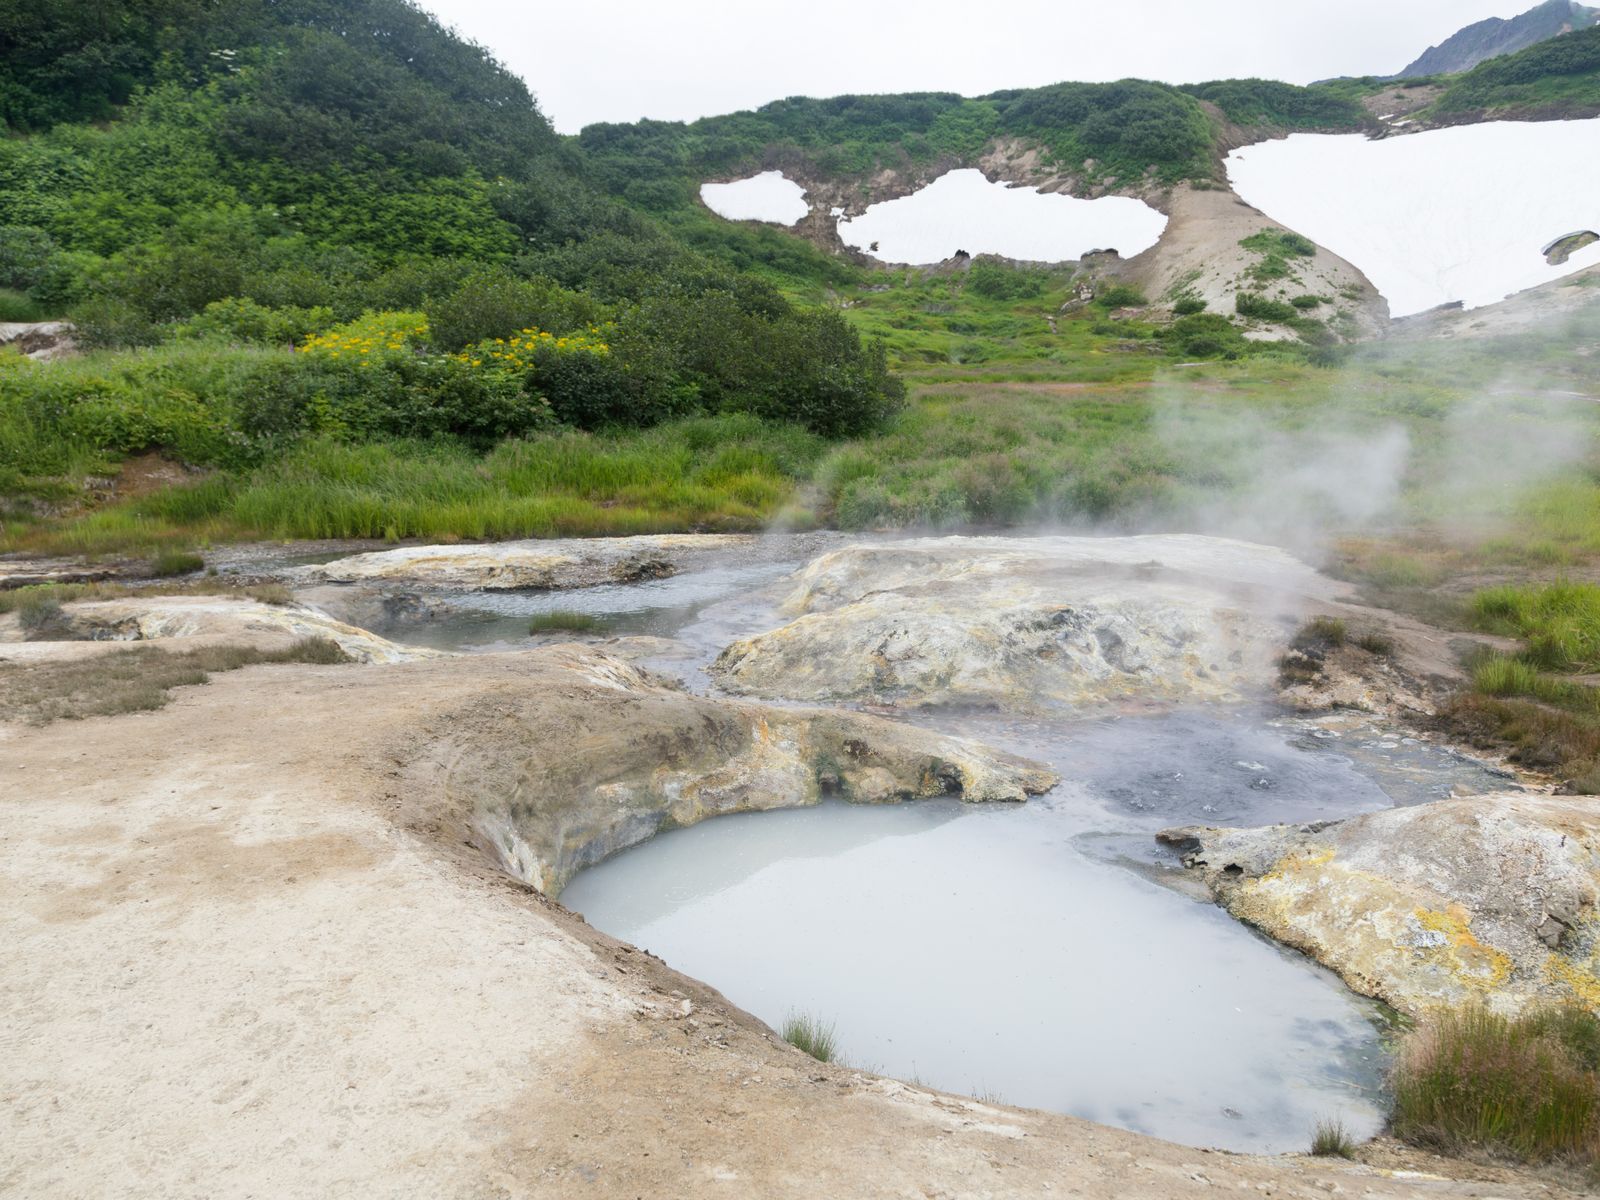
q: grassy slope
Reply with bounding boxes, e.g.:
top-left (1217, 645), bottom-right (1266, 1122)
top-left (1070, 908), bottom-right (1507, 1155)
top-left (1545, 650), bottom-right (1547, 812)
top-left (10, 268), bottom-right (1600, 572)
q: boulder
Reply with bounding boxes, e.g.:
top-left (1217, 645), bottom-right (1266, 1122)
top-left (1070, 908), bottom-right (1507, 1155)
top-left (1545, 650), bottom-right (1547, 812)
top-left (1161, 793), bottom-right (1600, 1016)
top-left (712, 535), bottom-right (1337, 712)
top-left (316, 534), bottom-right (755, 590)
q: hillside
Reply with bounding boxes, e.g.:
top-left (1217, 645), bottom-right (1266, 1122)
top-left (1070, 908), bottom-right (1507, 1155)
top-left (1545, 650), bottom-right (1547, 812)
top-left (1398, 0), bottom-right (1598, 78)
top-left (1430, 21), bottom-right (1600, 116)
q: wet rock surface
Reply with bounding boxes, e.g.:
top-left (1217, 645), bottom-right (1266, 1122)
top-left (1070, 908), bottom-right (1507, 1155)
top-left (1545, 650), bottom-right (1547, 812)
top-left (1163, 793), bottom-right (1600, 1016)
top-left (712, 534), bottom-right (1338, 711)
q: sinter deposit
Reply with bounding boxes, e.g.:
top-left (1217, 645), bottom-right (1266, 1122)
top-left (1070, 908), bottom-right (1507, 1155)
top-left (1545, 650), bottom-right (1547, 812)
top-left (712, 534), bottom-right (1334, 710)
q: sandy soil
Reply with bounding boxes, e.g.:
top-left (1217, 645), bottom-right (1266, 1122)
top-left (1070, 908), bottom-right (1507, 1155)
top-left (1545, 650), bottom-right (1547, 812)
top-left (1, 646), bottom-right (1583, 1199)
top-left (1123, 183), bottom-right (1391, 337)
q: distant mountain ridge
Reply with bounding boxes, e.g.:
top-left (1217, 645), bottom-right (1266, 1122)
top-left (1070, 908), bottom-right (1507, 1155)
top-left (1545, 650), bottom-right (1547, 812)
top-left (1398, 0), bottom-right (1598, 78)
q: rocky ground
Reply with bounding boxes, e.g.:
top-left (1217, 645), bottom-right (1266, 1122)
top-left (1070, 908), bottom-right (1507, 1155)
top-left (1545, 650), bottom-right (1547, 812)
top-left (2, 533), bottom-right (1593, 1197)
top-left (0, 638), bottom-right (1579, 1198)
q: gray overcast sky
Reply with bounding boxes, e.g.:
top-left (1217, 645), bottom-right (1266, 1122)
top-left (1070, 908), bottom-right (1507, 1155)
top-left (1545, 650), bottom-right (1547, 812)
top-left (413, 1), bottom-right (1536, 133)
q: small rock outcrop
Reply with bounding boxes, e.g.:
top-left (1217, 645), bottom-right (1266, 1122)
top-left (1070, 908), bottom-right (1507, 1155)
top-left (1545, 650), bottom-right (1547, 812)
top-left (317, 534), bottom-right (753, 591)
top-left (1161, 794), bottom-right (1600, 1016)
top-left (712, 535), bottom-right (1338, 712)
top-left (8, 596), bottom-right (430, 664)
top-left (403, 646), bottom-right (1058, 895)
top-left (0, 320), bottom-right (77, 361)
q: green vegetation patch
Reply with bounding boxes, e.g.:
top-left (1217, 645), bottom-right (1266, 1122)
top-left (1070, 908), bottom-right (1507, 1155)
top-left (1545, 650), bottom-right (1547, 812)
top-left (1179, 79), bottom-right (1368, 130)
top-left (1392, 1005), bottom-right (1600, 1168)
top-left (1433, 25), bottom-right (1600, 115)
top-left (1471, 582), bottom-right (1600, 672)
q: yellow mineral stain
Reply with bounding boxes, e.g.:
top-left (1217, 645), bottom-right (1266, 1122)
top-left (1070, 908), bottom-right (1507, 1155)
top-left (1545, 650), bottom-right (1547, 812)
top-left (1413, 906), bottom-right (1513, 987)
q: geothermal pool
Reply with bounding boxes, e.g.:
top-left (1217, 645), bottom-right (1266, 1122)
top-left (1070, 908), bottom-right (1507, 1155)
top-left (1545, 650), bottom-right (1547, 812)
top-left (1226, 119), bottom-right (1600, 317)
top-left (338, 536), bottom-right (1513, 1154)
top-left (835, 169), bottom-right (1168, 264)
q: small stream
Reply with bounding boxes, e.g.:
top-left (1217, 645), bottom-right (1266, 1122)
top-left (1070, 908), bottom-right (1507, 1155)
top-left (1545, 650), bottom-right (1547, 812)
top-left (305, 535), bottom-right (1515, 1155)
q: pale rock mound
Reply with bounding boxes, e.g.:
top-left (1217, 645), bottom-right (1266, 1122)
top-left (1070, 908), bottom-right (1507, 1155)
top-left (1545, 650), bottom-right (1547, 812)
top-left (22, 596), bottom-right (430, 664)
top-left (423, 645), bottom-right (1056, 895)
top-left (712, 535), bottom-right (1338, 711)
top-left (317, 533), bottom-right (753, 590)
top-left (1162, 794), bottom-right (1600, 1017)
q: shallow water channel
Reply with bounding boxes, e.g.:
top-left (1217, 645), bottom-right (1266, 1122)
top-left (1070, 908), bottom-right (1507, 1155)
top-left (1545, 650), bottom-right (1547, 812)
top-left (348, 536), bottom-right (1513, 1154)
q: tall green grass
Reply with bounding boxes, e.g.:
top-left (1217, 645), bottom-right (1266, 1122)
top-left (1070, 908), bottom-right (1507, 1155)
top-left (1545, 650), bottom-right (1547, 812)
top-left (780, 1012), bottom-right (840, 1063)
top-left (1391, 1005), bottom-right (1600, 1166)
top-left (1472, 583), bottom-right (1600, 673)
top-left (2, 414), bottom-right (825, 554)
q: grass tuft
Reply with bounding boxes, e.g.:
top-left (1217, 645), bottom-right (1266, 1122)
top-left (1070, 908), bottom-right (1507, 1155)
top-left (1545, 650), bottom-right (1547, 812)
top-left (780, 1011), bottom-right (839, 1063)
top-left (148, 548), bottom-right (205, 578)
top-left (1296, 616), bottom-right (1348, 649)
top-left (1391, 1004), bottom-right (1600, 1167)
top-left (1310, 1118), bottom-right (1356, 1158)
top-left (528, 610), bottom-right (605, 636)
top-left (1355, 630), bottom-right (1395, 657)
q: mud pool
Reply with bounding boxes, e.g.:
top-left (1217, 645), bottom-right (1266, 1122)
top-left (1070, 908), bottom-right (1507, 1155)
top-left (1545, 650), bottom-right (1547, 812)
top-left (331, 536), bottom-right (1516, 1154)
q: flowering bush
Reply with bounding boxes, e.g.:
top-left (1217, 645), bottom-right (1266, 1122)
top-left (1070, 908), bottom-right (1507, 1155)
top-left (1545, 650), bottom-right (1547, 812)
top-left (297, 311), bottom-right (429, 361)
top-left (451, 324), bottom-right (613, 372)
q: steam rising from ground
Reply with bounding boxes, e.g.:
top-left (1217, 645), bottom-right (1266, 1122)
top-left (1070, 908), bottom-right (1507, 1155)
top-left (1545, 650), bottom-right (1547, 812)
top-left (1142, 309), bottom-right (1600, 562)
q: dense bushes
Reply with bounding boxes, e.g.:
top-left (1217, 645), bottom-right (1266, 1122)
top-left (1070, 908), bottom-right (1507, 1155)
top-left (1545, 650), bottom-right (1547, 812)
top-left (996, 80), bottom-right (1214, 182)
top-left (1160, 313), bottom-right (1248, 359)
top-left (1179, 79), bottom-right (1367, 129)
top-left (1436, 25), bottom-right (1600, 111)
top-left (965, 259), bottom-right (1047, 300)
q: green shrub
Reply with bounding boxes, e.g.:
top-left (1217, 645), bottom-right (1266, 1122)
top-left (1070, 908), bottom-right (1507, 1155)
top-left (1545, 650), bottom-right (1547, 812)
top-left (0, 289), bottom-right (47, 322)
top-left (1236, 292), bottom-right (1298, 323)
top-left (1291, 294), bottom-right (1328, 310)
top-left (15, 592), bottom-right (66, 636)
top-left (0, 226), bottom-right (58, 292)
top-left (1160, 312), bottom-right (1246, 359)
top-left (174, 298), bottom-right (336, 346)
top-left (1391, 1005), bottom-right (1600, 1166)
top-left (966, 259), bottom-right (1047, 301)
top-left (1094, 284), bottom-right (1148, 309)
top-left (424, 270), bottom-right (604, 350)
top-left (1241, 230), bottom-right (1317, 259)
top-left (1172, 295), bottom-right (1208, 316)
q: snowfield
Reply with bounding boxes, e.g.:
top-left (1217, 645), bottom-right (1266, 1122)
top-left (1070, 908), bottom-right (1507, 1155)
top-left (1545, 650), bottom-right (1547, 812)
top-left (1227, 119), bottom-right (1600, 318)
top-left (834, 169), bottom-right (1168, 265)
top-left (699, 171), bottom-right (810, 225)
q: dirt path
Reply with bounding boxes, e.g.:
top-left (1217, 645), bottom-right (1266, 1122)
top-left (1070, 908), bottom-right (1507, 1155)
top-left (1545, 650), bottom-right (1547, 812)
top-left (0, 651), bottom-right (1581, 1198)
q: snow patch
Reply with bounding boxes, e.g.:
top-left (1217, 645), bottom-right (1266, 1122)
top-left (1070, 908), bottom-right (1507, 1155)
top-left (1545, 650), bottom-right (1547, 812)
top-left (700, 171), bottom-right (809, 226)
top-left (835, 169), bottom-right (1168, 265)
top-left (1227, 119), bottom-right (1600, 318)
